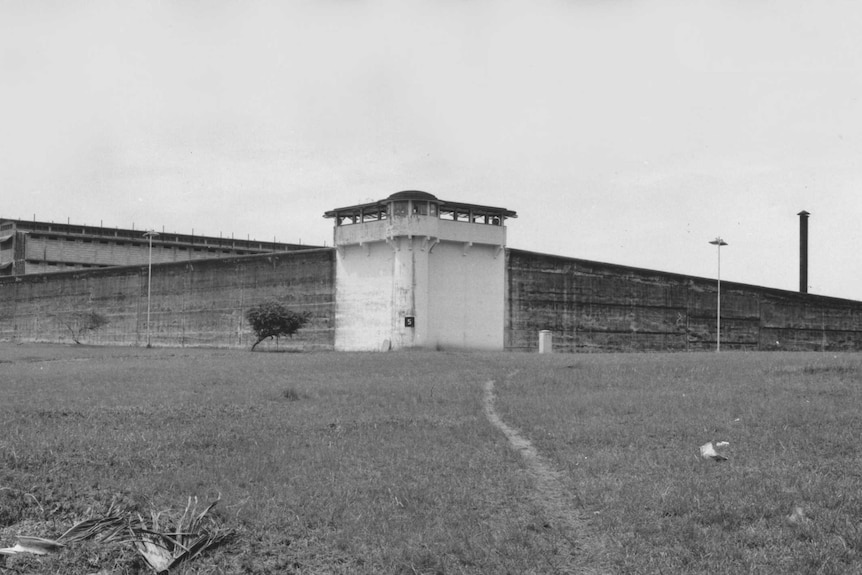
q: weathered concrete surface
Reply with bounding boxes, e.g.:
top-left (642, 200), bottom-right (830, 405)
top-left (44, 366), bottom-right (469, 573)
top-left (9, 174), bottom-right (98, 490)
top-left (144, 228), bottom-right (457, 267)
top-left (333, 208), bottom-right (507, 351)
top-left (506, 249), bottom-right (862, 352)
top-left (334, 241), bottom-right (395, 351)
top-left (5, 242), bottom-right (862, 353)
top-left (427, 240), bottom-right (505, 350)
top-left (0, 249), bottom-right (335, 349)
top-left (334, 236), bottom-right (506, 351)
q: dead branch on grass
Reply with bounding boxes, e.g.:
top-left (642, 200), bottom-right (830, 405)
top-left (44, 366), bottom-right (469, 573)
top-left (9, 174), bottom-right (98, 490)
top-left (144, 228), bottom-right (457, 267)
top-left (2, 496), bottom-right (232, 573)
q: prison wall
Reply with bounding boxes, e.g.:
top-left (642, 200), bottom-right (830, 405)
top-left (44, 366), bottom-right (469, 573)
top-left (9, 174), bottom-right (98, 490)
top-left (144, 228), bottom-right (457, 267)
top-left (506, 249), bottom-right (862, 352)
top-left (0, 249), bottom-right (335, 349)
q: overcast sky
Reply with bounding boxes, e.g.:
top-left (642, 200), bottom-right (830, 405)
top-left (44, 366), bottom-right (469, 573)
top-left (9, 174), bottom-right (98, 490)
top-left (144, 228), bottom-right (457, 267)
top-left (2, 1), bottom-right (861, 299)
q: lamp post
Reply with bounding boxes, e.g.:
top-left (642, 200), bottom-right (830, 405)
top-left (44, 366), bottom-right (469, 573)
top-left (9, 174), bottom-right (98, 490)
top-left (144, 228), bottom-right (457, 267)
top-left (709, 237), bottom-right (728, 352)
top-left (143, 230), bottom-right (159, 348)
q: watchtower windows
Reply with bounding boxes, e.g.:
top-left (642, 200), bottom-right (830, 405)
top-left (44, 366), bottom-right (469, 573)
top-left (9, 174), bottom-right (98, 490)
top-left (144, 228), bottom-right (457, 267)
top-left (391, 201), bottom-right (409, 218)
top-left (362, 209), bottom-right (387, 222)
top-left (324, 191), bottom-right (515, 229)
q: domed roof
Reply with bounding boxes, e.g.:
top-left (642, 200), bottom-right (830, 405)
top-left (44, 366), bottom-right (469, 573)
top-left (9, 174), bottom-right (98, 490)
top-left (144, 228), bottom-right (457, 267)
top-left (387, 190), bottom-right (439, 202)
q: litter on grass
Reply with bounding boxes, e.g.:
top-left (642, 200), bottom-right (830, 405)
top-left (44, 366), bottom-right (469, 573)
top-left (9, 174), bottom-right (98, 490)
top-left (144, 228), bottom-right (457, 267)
top-left (788, 506), bottom-right (808, 525)
top-left (699, 441), bottom-right (729, 461)
top-left (0, 536), bottom-right (65, 556)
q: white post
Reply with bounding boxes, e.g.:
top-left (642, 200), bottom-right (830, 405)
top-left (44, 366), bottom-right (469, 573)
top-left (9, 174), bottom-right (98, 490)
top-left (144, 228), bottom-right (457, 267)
top-left (539, 330), bottom-right (553, 353)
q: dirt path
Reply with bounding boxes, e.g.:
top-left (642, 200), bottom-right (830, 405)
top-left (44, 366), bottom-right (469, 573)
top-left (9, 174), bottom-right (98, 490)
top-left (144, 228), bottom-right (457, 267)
top-left (482, 379), bottom-right (609, 574)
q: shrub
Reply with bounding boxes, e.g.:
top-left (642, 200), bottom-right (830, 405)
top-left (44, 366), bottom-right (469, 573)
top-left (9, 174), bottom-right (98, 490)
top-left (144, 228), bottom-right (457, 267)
top-left (52, 311), bottom-right (109, 344)
top-left (245, 301), bottom-right (311, 351)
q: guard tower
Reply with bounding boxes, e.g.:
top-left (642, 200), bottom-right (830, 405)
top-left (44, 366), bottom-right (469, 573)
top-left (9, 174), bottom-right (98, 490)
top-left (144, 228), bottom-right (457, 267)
top-left (324, 191), bottom-right (517, 351)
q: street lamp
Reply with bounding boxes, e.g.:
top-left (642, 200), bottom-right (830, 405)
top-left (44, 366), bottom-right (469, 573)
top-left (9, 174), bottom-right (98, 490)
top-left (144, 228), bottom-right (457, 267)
top-left (143, 230), bottom-right (159, 348)
top-left (709, 237), bottom-right (728, 352)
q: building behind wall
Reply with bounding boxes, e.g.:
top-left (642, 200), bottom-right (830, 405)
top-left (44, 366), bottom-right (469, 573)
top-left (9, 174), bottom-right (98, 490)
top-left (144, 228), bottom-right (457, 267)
top-left (0, 218), bottom-right (318, 277)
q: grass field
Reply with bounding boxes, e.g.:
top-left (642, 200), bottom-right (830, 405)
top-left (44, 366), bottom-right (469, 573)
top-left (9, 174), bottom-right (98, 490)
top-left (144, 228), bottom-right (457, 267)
top-left (1, 344), bottom-right (861, 574)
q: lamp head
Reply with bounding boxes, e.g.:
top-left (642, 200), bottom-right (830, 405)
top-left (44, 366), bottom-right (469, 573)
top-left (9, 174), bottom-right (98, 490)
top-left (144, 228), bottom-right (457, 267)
top-left (709, 237), bottom-right (728, 247)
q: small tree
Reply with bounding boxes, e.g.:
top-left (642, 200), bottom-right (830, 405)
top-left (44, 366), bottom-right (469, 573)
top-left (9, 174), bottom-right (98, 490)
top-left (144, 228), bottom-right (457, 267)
top-left (54, 310), bottom-right (109, 344)
top-left (245, 301), bottom-right (311, 351)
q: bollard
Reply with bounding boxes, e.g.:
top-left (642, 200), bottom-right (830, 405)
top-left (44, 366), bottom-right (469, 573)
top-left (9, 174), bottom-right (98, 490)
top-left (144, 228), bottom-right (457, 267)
top-left (538, 330), bottom-right (553, 354)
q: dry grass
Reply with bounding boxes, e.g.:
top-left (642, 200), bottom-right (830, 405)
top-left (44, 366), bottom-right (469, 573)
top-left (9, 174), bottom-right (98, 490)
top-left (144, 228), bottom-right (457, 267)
top-left (1, 344), bottom-right (861, 573)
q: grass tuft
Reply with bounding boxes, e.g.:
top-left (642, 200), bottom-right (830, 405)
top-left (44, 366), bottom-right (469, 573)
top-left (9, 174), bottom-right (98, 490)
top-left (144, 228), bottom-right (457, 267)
top-left (281, 387), bottom-right (304, 401)
top-left (802, 364), bottom-right (857, 375)
top-left (0, 489), bottom-right (28, 528)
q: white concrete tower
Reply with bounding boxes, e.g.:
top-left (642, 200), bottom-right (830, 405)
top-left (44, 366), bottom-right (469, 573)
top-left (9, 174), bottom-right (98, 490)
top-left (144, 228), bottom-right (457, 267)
top-left (324, 191), bottom-right (517, 351)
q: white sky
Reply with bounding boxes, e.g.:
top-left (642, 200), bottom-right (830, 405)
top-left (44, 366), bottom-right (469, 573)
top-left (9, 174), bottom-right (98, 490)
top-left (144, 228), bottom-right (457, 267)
top-left (2, 1), bottom-right (861, 299)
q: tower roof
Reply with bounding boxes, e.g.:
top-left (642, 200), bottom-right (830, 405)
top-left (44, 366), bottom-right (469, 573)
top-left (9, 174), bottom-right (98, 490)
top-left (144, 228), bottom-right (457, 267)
top-left (323, 191), bottom-right (517, 221)
top-left (387, 190), bottom-right (439, 202)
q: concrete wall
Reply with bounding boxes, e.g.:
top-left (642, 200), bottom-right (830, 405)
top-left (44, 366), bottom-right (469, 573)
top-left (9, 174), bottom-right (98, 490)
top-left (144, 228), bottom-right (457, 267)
top-left (0, 249), bottom-right (335, 349)
top-left (334, 241), bottom-right (394, 351)
top-left (428, 241), bottom-right (505, 350)
top-left (333, 234), bottom-right (506, 351)
top-left (506, 249), bottom-right (862, 352)
top-left (5, 240), bottom-right (862, 353)
top-left (333, 212), bottom-right (508, 351)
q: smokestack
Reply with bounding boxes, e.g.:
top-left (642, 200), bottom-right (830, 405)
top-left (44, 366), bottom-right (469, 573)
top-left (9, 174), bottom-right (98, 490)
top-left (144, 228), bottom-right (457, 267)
top-left (798, 210), bottom-right (810, 293)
